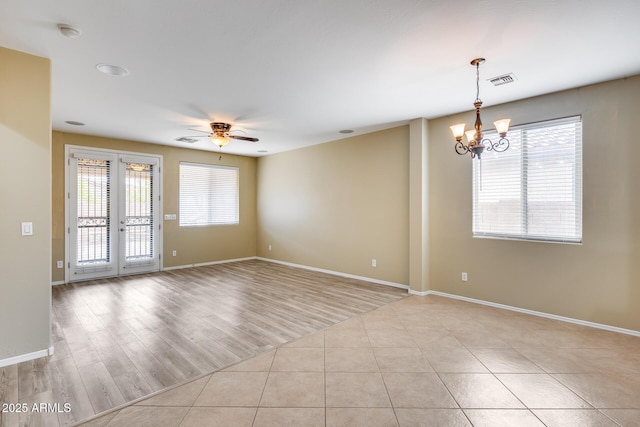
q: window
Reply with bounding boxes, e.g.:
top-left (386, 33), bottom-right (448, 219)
top-left (179, 163), bottom-right (239, 226)
top-left (473, 116), bottom-right (582, 243)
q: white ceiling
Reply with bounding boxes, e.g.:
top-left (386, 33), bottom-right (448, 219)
top-left (1, 0), bottom-right (639, 157)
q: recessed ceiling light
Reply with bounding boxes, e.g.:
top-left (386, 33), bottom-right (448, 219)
top-left (57, 24), bottom-right (82, 39)
top-left (64, 120), bottom-right (85, 126)
top-left (339, 129), bottom-right (354, 134)
top-left (96, 63), bottom-right (129, 77)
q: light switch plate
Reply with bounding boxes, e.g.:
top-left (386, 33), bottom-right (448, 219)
top-left (21, 222), bottom-right (33, 236)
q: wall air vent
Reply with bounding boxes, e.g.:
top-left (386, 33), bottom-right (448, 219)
top-left (175, 137), bottom-right (198, 143)
top-left (488, 73), bottom-right (516, 86)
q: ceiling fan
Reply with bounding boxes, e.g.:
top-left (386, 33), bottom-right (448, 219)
top-left (180, 122), bottom-right (259, 149)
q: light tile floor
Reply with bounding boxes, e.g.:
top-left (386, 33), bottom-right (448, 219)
top-left (80, 295), bottom-right (640, 426)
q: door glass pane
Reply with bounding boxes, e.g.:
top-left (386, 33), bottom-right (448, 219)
top-left (76, 158), bottom-right (110, 265)
top-left (125, 163), bottom-right (153, 261)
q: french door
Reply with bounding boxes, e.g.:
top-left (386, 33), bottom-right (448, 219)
top-left (66, 147), bottom-right (162, 282)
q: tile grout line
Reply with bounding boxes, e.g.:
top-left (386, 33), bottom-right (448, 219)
top-left (370, 309), bottom-right (403, 427)
top-left (323, 326), bottom-right (327, 427)
top-left (251, 347), bottom-right (276, 426)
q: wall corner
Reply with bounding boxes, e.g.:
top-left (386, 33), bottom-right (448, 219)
top-left (408, 118), bottom-right (429, 294)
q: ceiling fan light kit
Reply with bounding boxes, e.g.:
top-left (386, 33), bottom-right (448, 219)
top-left (210, 134), bottom-right (231, 148)
top-left (450, 58), bottom-right (511, 159)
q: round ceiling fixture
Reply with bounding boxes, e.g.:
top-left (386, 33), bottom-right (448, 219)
top-left (57, 24), bottom-right (82, 39)
top-left (96, 63), bottom-right (129, 77)
top-left (64, 120), bottom-right (85, 126)
top-left (258, 150), bottom-right (268, 153)
top-left (339, 129), bottom-right (354, 134)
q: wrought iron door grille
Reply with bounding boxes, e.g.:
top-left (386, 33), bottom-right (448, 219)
top-left (76, 158), bottom-right (110, 264)
top-left (125, 162), bottom-right (153, 260)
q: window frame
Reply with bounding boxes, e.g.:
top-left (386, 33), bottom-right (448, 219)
top-left (472, 115), bottom-right (583, 244)
top-left (179, 162), bottom-right (240, 227)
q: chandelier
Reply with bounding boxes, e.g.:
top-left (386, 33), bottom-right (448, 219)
top-left (450, 58), bottom-right (511, 159)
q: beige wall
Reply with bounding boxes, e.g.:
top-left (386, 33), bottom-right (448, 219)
top-left (52, 132), bottom-right (257, 283)
top-left (256, 126), bottom-right (410, 285)
top-left (428, 75), bottom-right (640, 331)
top-left (0, 47), bottom-right (51, 360)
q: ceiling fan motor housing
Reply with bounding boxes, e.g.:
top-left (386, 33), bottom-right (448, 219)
top-left (211, 122), bottom-right (232, 135)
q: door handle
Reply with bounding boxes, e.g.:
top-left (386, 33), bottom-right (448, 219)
top-left (120, 228), bottom-right (125, 232)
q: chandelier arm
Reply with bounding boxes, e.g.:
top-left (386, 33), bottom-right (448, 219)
top-left (493, 136), bottom-right (510, 152)
top-left (483, 137), bottom-right (510, 153)
top-left (455, 141), bottom-right (470, 156)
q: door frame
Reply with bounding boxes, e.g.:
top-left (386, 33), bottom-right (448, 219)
top-left (64, 145), bottom-right (163, 283)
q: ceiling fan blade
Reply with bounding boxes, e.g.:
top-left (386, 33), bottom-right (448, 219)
top-left (188, 128), bottom-right (211, 134)
top-left (229, 135), bottom-right (259, 142)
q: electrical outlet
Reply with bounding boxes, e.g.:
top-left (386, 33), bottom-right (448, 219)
top-left (461, 272), bottom-right (468, 282)
top-left (372, 259), bottom-right (377, 267)
top-left (172, 250), bottom-right (177, 256)
top-left (56, 260), bottom-right (64, 269)
top-left (268, 244), bottom-right (272, 251)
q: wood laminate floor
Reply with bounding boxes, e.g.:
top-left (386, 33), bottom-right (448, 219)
top-left (0, 260), bottom-right (407, 426)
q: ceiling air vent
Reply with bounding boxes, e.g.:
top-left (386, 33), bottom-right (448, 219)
top-left (175, 137), bottom-right (198, 143)
top-left (488, 73), bottom-right (516, 86)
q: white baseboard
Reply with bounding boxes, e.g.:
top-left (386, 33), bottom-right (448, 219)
top-left (51, 280), bottom-right (65, 286)
top-left (409, 289), bottom-right (429, 296)
top-left (257, 257), bottom-right (409, 290)
top-left (162, 256), bottom-right (258, 271)
top-left (0, 346), bottom-right (54, 369)
top-left (426, 290), bottom-right (640, 337)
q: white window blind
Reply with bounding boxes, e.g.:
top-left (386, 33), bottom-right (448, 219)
top-left (472, 116), bottom-right (582, 243)
top-left (179, 163), bottom-right (239, 226)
